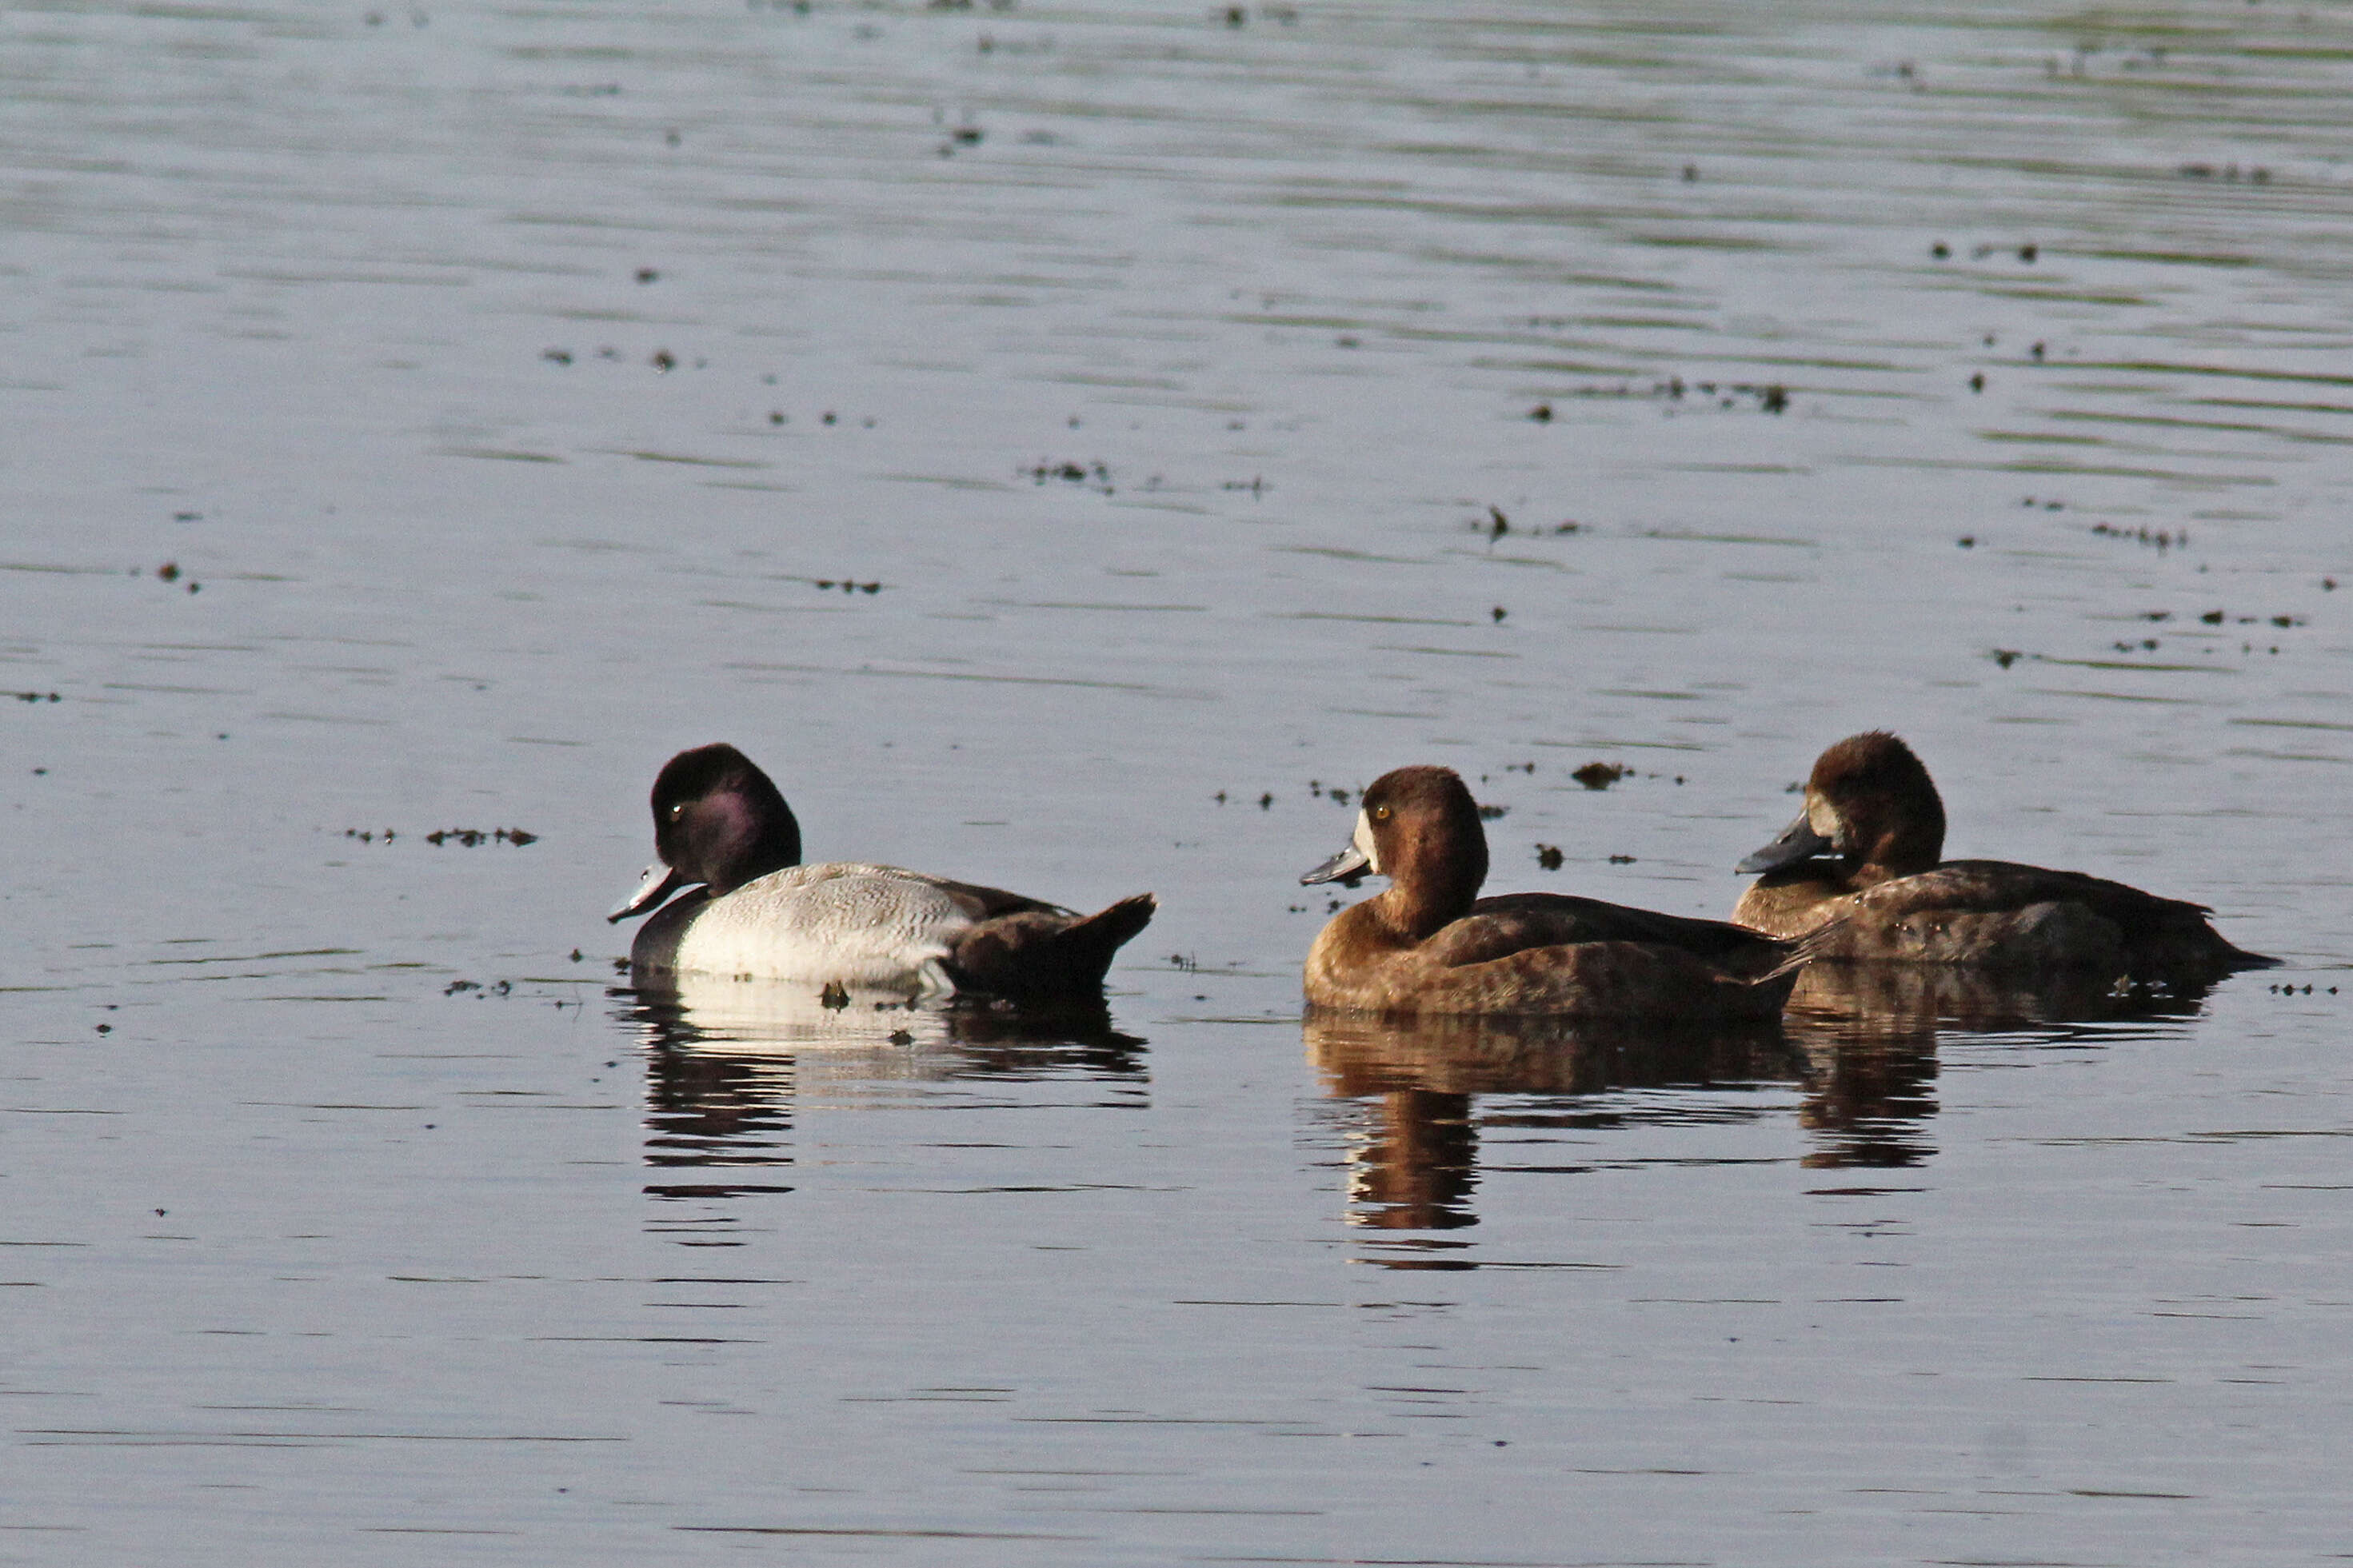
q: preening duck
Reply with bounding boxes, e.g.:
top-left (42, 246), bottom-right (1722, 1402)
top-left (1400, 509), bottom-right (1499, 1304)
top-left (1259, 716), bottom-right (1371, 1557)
top-left (1732, 731), bottom-right (2272, 976)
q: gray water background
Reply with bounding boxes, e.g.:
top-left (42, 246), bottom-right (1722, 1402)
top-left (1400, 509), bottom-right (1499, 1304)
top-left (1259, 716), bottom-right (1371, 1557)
top-left (5, 0), bottom-right (2352, 1561)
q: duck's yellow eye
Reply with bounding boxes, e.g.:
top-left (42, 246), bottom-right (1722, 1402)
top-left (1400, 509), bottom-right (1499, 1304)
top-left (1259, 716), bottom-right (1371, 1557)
top-left (1371, 804), bottom-right (1391, 822)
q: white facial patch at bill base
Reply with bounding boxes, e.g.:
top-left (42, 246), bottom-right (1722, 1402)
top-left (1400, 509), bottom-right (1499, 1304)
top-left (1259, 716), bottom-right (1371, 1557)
top-left (1804, 792), bottom-right (1841, 850)
top-left (1352, 809), bottom-right (1382, 876)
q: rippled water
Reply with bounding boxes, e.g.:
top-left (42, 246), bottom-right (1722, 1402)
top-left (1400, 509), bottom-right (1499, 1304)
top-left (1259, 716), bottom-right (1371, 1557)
top-left (6, 1), bottom-right (2351, 1561)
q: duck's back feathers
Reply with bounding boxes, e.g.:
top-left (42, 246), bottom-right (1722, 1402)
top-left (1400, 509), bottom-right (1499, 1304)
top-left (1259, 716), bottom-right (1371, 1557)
top-left (1803, 859), bottom-right (2273, 974)
top-left (1464, 893), bottom-right (1796, 978)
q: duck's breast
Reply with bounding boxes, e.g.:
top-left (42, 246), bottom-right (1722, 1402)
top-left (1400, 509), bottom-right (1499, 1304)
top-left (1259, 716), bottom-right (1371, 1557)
top-left (664, 862), bottom-right (977, 988)
top-left (1731, 870), bottom-right (1854, 938)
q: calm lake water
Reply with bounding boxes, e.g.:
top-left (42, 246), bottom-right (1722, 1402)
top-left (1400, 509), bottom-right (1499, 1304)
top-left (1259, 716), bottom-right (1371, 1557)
top-left (6, 0), bottom-right (2351, 1561)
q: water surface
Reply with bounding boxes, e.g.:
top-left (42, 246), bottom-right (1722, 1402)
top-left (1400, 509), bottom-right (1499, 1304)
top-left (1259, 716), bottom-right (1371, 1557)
top-left (5, 1), bottom-right (2351, 1562)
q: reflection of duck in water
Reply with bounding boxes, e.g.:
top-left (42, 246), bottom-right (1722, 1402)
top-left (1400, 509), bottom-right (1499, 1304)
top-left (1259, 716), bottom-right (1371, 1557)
top-left (1300, 766), bottom-right (1812, 1019)
top-left (1305, 1011), bottom-right (1797, 1231)
top-left (609, 744), bottom-right (1155, 998)
top-left (1775, 1005), bottom-right (1942, 1172)
top-left (1776, 920), bottom-right (2230, 1171)
top-left (620, 975), bottom-right (1145, 1071)
top-left (1784, 951), bottom-right (2224, 1027)
top-left (641, 1039), bottom-right (798, 1201)
top-left (1734, 732), bottom-right (2274, 980)
top-left (619, 980), bottom-right (1147, 1199)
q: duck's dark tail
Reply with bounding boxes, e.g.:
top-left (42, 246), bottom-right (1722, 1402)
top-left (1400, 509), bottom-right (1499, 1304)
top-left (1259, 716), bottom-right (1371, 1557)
top-left (949, 892), bottom-right (1158, 999)
top-left (2186, 927), bottom-right (2280, 974)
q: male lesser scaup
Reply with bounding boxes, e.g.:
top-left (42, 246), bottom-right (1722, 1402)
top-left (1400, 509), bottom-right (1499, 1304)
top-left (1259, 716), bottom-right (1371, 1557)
top-left (1300, 765), bottom-right (1811, 1019)
top-left (1732, 731), bottom-right (2273, 976)
top-left (609, 743), bottom-right (1156, 997)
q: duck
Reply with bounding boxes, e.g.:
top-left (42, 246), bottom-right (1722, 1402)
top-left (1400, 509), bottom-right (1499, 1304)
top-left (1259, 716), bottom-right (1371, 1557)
top-left (1732, 731), bottom-right (2273, 976)
top-left (1299, 764), bottom-right (1811, 1019)
top-left (609, 743), bottom-right (1157, 998)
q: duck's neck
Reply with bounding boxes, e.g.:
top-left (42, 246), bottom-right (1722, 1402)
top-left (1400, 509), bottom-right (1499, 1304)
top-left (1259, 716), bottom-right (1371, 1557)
top-left (1850, 813), bottom-right (1942, 884)
top-left (699, 796), bottom-right (801, 896)
top-left (1369, 861), bottom-right (1480, 942)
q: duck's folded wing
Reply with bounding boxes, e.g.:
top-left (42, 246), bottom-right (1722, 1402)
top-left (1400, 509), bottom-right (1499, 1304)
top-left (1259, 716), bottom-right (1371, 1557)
top-left (1845, 860), bottom-right (2270, 971)
top-left (931, 876), bottom-right (1074, 921)
top-left (809, 863), bottom-right (1073, 922)
top-left (1859, 860), bottom-right (2205, 927)
top-left (1435, 894), bottom-right (1788, 972)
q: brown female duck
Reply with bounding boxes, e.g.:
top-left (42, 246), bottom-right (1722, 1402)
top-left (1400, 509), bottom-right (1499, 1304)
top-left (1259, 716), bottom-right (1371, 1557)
top-left (1300, 765), bottom-right (1808, 1019)
top-left (1732, 731), bottom-right (2272, 976)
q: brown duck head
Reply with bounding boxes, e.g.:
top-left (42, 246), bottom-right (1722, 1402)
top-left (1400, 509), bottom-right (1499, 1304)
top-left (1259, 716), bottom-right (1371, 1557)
top-left (1301, 764), bottom-right (1490, 939)
top-left (1738, 731), bottom-right (1945, 884)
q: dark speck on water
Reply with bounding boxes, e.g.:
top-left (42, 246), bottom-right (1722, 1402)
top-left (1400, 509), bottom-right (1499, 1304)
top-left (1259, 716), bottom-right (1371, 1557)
top-left (1028, 458), bottom-right (1113, 493)
top-left (422, 827), bottom-right (537, 847)
top-left (2094, 521), bottom-right (2183, 550)
top-left (1571, 761), bottom-right (1627, 790)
